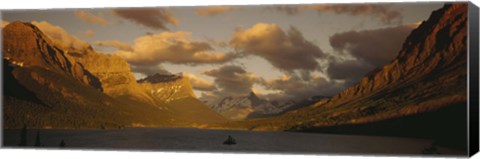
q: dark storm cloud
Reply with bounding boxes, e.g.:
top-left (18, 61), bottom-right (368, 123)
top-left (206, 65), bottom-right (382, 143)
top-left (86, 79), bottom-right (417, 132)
top-left (305, 4), bottom-right (403, 24)
top-left (230, 23), bottom-right (326, 72)
top-left (130, 64), bottom-right (171, 76)
top-left (265, 6), bottom-right (301, 16)
top-left (269, 4), bottom-right (403, 24)
top-left (326, 59), bottom-right (376, 86)
top-left (329, 24), bottom-right (417, 67)
top-left (259, 73), bottom-right (343, 101)
top-left (111, 8), bottom-right (178, 30)
top-left (202, 65), bottom-right (258, 99)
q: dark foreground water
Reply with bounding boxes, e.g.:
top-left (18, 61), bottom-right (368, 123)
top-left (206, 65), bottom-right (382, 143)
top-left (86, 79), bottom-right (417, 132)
top-left (2, 128), bottom-right (465, 156)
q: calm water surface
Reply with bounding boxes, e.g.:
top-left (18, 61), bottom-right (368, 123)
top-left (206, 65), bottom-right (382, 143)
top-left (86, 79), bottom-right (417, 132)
top-left (2, 128), bottom-right (465, 156)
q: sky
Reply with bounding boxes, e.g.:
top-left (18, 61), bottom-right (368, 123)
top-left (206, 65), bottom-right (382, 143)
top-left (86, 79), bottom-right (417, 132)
top-left (1, 2), bottom-right (444, 103)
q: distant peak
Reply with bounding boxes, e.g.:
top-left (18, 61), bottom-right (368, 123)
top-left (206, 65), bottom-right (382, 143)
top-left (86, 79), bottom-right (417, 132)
top-left (3, 21), bottom-right (36, 32)
top-left (8, 20), bottom-right (27, 26)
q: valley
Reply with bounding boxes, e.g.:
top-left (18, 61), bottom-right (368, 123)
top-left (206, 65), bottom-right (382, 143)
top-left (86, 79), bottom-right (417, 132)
top-left (1, 3), bottom-right (470, 155)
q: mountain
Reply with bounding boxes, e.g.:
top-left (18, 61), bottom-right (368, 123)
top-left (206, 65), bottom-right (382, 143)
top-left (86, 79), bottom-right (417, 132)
top-left (219, 4), bottom-right (468, 149)
top-left (138, 73), bottom-right (195, 102)
top-left (3, 21), bottom-right (101, 89)
top-left (246, 96), bottom-right (329, 119)
top-left (330, 4), bottom-right (467, 104)
top-left (2, 21), bottom-right (226, 129)
top-left (210, 92), bottom-right (282, 120)
top-left (65, 47), bottom-right (172, 109)
top-left (210, 92), bottom-right (328, 120)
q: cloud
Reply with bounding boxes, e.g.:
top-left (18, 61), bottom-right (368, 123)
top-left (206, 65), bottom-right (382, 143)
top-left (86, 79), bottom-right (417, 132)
top-left (305, 4), bottom-right (402, 24)
top-left (270, 4), bottom-right (402, 24)
top-left (326, 59), bottom-right (375, 86)
top-left (74, 10), bottom-right (111, 26)
top-left (202, 65), bottom-right (258, 100)
top-left (31, 21), bottom-right (89, 50)
top-left (1, 21), bottom-right (9, 28)
top-left (259, 73), bottom-right (343, 101)
top-left (130, 64), bottom-right (171, 76)
top-left (195, 6), bottom-right (236, 16)
top-left (84, 29), bottom-right (95, 38)
top-left (230, 23), bottom-right (325, 72)
top-left (329, 24), bottom-right (417, 67)
top-left (111, 8), bottom-right (178, 30)
top-left (94, 40), bottom-right (133, 51)
top-left (266, 6), bottom-right (301, 16)
top-left (115, 31), bottom-right (236, 66)
top-left (197, 66), bottom-right (345, 103)
top-left (183, 72), bottom-right (216, 91)
top-left (205, 37), bottom-right (228, 48)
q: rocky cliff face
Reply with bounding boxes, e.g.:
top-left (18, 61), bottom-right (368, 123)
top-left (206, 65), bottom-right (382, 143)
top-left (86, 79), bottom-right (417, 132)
top-left (331, 4), bottom-right (467, 103)
top-left (65, 48), bottom-right (138, 95)
top-left (138, 73), bottom-right (196, 102)
top-left (2, 21), bottom-right (101, 89)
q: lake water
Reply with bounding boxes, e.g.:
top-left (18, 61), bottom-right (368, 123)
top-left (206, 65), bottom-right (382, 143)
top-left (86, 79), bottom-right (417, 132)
top-left (2, 128), bottom-right (465, 156)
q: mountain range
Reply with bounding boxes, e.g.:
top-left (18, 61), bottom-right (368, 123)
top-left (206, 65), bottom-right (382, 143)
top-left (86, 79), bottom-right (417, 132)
top-left (2, 3), bottom-right (469, 150)
top-left (3, 21), bottom-right (225, 129)
top-left (208, 3), bottom-right (467, 149)
top-left (208, 92), bottom-right (329, 120)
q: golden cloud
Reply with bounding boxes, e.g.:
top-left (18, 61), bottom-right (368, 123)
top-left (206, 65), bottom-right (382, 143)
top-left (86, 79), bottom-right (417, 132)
top-left (94, 40), bottom-right (133, 51)
top-left (183, 72), bottom-right (216, 91)
top-left (32, 21), bottom-right (89, 50)
top-left (115, 31), bottom-right (235, 66)
top-left (230, 23), bottom-right (325, 72)
top-left (74, 10), bottom-right (111, 26)
top-left (84, 29), bottom-right (95, 38)
top-left (195, 6), bottom-right (236, 16)
top-left (1, 21), bottom-right (10, 28)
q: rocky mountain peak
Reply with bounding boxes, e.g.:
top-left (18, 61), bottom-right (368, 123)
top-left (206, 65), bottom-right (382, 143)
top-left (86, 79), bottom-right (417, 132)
top-left (138, 73), bottom-right (196, 102)
top-left (331, 3), bottom-right (467, 103)
top-left (3, 21), bottom-right (102, 89)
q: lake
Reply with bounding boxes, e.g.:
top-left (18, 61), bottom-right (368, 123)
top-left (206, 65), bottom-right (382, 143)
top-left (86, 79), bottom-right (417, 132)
top-left (2, 128), bottom-right (465, 156)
